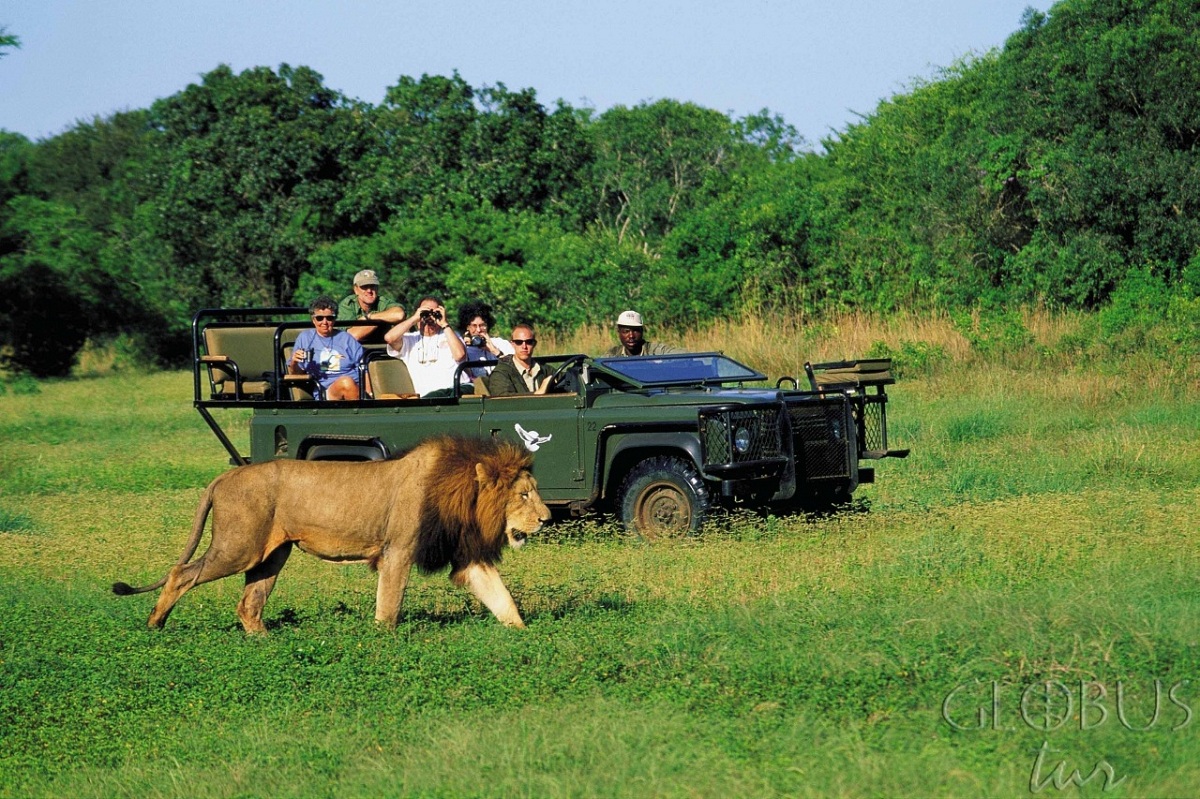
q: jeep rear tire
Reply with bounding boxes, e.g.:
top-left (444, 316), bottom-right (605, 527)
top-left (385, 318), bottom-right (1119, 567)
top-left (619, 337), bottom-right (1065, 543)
top-left (618, 456), bottom-right (710, 537)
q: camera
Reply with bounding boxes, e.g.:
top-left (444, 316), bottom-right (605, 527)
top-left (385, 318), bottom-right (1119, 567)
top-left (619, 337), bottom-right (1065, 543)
top-left (419, 309), bottom-right (443, 322)
top-left (468, 335), bottom-right (488, 347)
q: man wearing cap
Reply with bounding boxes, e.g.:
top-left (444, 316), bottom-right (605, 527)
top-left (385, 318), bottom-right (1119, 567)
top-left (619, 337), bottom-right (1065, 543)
top-left (604, 310), bottom-right (685, 357)
top-left (337, 269), bottom-right (406, 342)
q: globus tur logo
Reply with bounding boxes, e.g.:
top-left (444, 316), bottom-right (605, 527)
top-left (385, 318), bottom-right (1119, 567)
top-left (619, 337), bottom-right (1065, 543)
top-left (942, 679), bottom-right (1193, 732)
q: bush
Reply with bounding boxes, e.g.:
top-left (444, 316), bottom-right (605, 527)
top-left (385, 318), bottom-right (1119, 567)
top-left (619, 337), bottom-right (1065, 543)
top-left (1, 374), bottom-right (40, 395)
top-left (951, 308), bottom-right (1033, 358)
top-left (866, 340), bottom-right (948, 379)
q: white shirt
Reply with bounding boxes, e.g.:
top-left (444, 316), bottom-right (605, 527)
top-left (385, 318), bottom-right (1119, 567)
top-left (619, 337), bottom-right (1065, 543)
top-left (386, 331), bottom-right (464, 396)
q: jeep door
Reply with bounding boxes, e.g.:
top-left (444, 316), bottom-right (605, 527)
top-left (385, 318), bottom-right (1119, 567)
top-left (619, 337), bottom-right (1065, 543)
top-left (477, 394), bottom-right (583, 499)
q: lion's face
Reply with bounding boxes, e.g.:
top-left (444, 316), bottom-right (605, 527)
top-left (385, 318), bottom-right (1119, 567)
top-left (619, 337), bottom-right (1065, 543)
top-left (505, 471), bottom-right (551, 549)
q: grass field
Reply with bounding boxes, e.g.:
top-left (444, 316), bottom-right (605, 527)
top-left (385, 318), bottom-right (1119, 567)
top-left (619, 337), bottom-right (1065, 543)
top-left (2, 317), bottom-right (1199, 798)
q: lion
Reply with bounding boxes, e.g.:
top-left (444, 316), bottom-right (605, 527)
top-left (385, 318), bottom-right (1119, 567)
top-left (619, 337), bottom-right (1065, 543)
top-left (113, 435), bottom-right (550, 633)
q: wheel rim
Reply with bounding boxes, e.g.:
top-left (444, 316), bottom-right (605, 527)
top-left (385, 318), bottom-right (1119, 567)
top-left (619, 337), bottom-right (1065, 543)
top-left (634, 479), bottom-right (692, 535)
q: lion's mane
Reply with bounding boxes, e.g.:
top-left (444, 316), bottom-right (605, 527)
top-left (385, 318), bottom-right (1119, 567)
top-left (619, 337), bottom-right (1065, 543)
top-left (413, 435), bottom-right (534, 573)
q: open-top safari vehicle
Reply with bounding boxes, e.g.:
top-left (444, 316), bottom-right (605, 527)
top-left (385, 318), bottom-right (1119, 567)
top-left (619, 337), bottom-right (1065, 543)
top-left (192, 307), bottom-right (908, 535)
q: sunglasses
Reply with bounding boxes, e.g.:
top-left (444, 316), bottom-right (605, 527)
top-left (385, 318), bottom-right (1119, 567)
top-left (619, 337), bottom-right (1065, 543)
top-left (312, 314), bottom-right (336, 322)
top-left (512, 338), bottom-right (537, 346)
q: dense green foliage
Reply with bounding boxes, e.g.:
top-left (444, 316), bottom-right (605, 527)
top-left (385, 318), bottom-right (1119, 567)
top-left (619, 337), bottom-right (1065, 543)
top-left (3, 0), bottom-right (1200, 375)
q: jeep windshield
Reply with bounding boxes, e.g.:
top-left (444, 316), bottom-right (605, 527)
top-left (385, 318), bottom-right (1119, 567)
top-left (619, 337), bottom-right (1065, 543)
top-left (591, 352), bottom-right (766, 388)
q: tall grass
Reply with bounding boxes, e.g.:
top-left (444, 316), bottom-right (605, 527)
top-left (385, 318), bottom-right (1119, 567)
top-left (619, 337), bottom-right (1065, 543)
top-left (2, 310), bottom-right (1199, 798)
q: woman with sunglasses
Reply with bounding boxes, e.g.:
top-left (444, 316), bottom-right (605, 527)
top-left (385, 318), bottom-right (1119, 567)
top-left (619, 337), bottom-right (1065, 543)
top-left (288, 296), bottom-right (364, 400)
top-left (487, 323), bottom-right (551, 395)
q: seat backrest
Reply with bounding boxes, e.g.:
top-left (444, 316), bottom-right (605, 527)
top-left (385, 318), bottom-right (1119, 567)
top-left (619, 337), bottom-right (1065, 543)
top-left (473, 375), bottom-right (490, 396)
top-left (368, 357), bottom-right (416, 398)
top-left (281, 345), bottom-right (316, 401)
top-left (202, 326), bottom-right (297, 398)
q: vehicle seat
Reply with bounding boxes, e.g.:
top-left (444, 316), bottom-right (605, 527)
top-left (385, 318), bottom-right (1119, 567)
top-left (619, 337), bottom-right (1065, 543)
top-left (367, 355), bottom-right (418, 399)
top-left (280, 345), bottom-right (318, 401)
top-left (202, 326), bottom-right (297, 399)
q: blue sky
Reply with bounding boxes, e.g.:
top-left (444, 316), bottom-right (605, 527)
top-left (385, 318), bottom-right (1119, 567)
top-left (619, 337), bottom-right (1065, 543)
top-left (1, 1), bottom-right (1047, 148)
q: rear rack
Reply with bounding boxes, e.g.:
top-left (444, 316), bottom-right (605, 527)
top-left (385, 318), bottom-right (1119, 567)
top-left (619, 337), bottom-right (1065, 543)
top-left (804, 359), bottom-right (909, 460)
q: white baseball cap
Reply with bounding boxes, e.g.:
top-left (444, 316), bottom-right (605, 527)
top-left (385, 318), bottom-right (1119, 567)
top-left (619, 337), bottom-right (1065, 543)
top-left (616, 310), bottom-right (644, 327)
top-left (353, 269), bottom-right (380, 287)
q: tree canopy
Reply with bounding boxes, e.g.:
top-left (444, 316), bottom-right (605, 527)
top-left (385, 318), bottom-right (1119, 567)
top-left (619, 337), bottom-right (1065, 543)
top-left (1, 0), bottom-right (1198, 375)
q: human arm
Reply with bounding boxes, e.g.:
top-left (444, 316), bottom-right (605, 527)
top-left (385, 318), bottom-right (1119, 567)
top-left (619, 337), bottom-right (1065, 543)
top-left (431, 305), bottom-right (467, 362)
top-left (288, 331), bottom-right (312, 374)
top-left (384, 310), bottom-right (423, 346)
top-left (343, 334), bottom-right (365, 376)
top-left (444, 326), bottom-right (468, 363)
top-left (347, 302), bottom-right (407, 342)
top-left (491, 336), bottom-right (516, 358)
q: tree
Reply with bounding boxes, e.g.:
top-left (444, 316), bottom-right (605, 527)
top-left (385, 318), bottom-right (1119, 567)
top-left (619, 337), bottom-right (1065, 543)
top-left (0, 131), bottom-right (31, 207)
top-left (659, 155), bottom-right (825, 321)
top-left (339, 73), bottom-right (594, 231)
top-left (0, 197), bottom-right (105, 375)
top-left (146, 64), bottom-right (364, 312)
top-left (0, 26), bottom-right (19, 59)
top-left (587, 100), bottom-right (739, 245)
top-left (987, 0), bottom-right (1200, 306)
top-left (25, 111), bottom-right (153, 231)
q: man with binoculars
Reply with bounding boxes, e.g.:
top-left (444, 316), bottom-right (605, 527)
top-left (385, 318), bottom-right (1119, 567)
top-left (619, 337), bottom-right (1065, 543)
top-left (384, 296), bottom-right (467, 397)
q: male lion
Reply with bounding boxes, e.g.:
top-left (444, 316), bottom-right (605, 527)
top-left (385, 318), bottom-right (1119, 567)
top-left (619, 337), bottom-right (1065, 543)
top-left (113, 435), bottom-right (550, 632)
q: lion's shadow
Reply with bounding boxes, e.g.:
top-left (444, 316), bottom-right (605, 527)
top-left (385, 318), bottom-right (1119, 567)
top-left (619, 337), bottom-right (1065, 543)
top-left (255, 593), bottom-right (635, 632)
top-left (529, 591), bottom-right (634, 622)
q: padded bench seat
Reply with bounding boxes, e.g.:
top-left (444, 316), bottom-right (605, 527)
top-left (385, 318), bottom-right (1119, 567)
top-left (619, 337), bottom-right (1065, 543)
top-left (805, 358), bottom-right (894, 390)
top-left (202, 326), bottom-right (297, 399)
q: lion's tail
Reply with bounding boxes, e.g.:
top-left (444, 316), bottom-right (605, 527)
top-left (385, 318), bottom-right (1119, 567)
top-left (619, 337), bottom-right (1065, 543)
top-left (112, 480), bottom-right (217, 596)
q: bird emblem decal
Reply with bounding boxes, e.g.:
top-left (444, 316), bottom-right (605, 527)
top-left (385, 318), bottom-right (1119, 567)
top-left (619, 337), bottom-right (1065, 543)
top-left (514, 423), bottom-right (552, 452)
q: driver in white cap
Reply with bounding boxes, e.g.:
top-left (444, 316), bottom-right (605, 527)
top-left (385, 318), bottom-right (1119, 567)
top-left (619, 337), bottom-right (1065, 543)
top-left (604, 310), bottom-right (685, 357)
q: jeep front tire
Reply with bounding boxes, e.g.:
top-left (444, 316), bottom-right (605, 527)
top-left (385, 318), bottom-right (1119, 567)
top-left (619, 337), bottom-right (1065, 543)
top-left (618, 456), bottom-right (710, 537)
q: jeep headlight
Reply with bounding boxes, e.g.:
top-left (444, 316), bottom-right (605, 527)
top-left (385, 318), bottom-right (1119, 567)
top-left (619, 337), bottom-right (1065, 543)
top-left (733, 426), bottom-right (752, 454)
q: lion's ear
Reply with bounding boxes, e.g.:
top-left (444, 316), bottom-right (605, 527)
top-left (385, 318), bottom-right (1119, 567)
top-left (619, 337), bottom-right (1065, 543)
top-left (475, 462), bottom-right (491, 486)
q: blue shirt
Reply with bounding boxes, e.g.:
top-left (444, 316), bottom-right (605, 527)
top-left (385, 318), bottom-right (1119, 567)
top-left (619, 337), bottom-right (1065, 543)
top-left (294, 329), bottom-right (363, 391)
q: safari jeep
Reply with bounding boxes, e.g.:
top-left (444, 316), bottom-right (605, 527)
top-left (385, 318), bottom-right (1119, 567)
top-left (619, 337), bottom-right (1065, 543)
top-left (192, 308), bottom-right (908, 535)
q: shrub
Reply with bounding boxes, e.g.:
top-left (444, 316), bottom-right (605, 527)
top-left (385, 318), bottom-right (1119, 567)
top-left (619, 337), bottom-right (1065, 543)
top-left (951, 308), bottom-right (1033, 358)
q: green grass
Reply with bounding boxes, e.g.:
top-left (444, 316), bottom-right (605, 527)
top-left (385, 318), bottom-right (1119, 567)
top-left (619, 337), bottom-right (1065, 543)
top-left (2, 364), bottom-right (1198, 798)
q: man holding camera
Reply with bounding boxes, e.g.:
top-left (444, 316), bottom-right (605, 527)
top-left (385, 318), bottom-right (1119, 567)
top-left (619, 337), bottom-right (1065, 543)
top-left (383, 297), bottom-right (467, 397)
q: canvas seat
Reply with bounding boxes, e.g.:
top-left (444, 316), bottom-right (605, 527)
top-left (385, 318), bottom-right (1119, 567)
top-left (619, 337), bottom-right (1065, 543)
top-left (202, 326), bottom-right (297, 400)
top-left (367, 354), bottom-right (418, 399)
top-left (804, 358), bottom-right (894, 391)
top-left (278, 345), bottom-right (320, 400)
